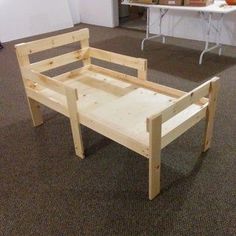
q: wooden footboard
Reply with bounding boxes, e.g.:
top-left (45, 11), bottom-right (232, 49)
top-left (15, 28), bottom-right (220, 200)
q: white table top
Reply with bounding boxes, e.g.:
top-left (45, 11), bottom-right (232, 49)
top-left (122, 0), bottom-right (236, 13)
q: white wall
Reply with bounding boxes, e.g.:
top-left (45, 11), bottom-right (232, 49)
top-left (79, 0), bottom-right (119, 27)
top-left (3, 0), bottom-right (235, 47)
top-left (67, 0), bottom-right (81, 24)
top-left (0, 0), bottom-right (74, 42)
top-left (149, 8), bottom-right (236, 46)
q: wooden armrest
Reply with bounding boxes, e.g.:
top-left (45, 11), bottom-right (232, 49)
top-left (28, 48), bottom-right (89, 73)
top-left (21, 68), bottom-right (66, 95)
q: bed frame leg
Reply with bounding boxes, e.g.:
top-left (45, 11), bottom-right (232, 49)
top-left (69, 118), bottom-right (84, 159)
top-left (27, 97), bottom-right (43, 127)
top-left (148, 115), bottom-right (162, 200)
top-left (202, 79), bottom-right (220, 152)
top-left (65, 87), bottom-right (85, 159)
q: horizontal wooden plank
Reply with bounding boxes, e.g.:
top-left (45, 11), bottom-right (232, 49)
top-left (89, 47), bottom-right (147, 71)
top-left (28, 48), bottom-right (89, 72)
top-left (161, 105), bottom-right (207, 148)
top-left (89, 65), bottom-right (186, 98)
top-left (15, 28), bottom-right (89, 56)
top-left (22, 68), bottom-right (66, 94)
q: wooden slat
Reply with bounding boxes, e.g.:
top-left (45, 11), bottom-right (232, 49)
top-left (22, 68), bottom-right (66, 95)
top-left (29, 48), bottom-right (89, 72)
top-left (89, 47), bottom-right (147, 71)
top-left (15, 28), bottom-right (89, 56)
top-left (161, 105), bottom-right (207, 148)
top-left (148, 77), bottom-right (217, 124)
top-left (89, 65), bottom-right (186, 98)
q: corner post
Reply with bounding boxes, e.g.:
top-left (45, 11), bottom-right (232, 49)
top-left (65, 86), bottom-right (84, 159)
top-left (202, 78), bottom-right (220, 152)
top-left (15, 47), bottom-right (43, 127)
top-left (148, 115), bottom-right (162, 200)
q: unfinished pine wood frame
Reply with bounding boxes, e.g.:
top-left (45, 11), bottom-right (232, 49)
top-left (15, 28), bottom-right (220, 200)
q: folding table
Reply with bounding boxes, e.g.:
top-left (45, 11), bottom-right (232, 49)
top-left (122, 0), bottom-right (236, 64)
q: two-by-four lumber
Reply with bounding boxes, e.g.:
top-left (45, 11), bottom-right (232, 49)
top-left (202, 78), bottom-right (220, 152)
top-left (21, 68), bottom-right (66, 95)
top-left (15, 28), bottom-right (90, 56)
top-left (65, 86), bottom-right (84, 159)
top-left (28, 48), bottom-right (89, 72)
top-left (89, 47), bottom-right (147, 80)
top-left (89, 65), bottom-right (185, 98)
top-left (148, 77), bottom-right (219, 125)
top-left (148, 114), bottom-right (162, 200)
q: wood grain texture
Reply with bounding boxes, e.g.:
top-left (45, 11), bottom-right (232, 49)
top-left (203, 78), bottom-right (220, 152)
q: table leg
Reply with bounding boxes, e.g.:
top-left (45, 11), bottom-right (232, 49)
top-left (141, 8), bottom-right (150, 50)
top-left (217, 14), bottom-right (224, 56)
top-left (141, 8), bottom-right (168, 50)
top-left (199, 12), bottom-right (223, 65)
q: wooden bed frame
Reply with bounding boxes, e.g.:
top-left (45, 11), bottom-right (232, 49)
top-left (15, 28), bottom-right (220, 200)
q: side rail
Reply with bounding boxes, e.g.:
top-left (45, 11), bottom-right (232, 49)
top-left (21, 68), bottom-right (66, 94)
top-left (88, 47), bottom-right (148, 80)
top-left (147, 77), bottom-right (220, 150)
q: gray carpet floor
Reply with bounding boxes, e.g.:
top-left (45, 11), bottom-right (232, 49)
top-left (1, 23), bottom-right (236, 235)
